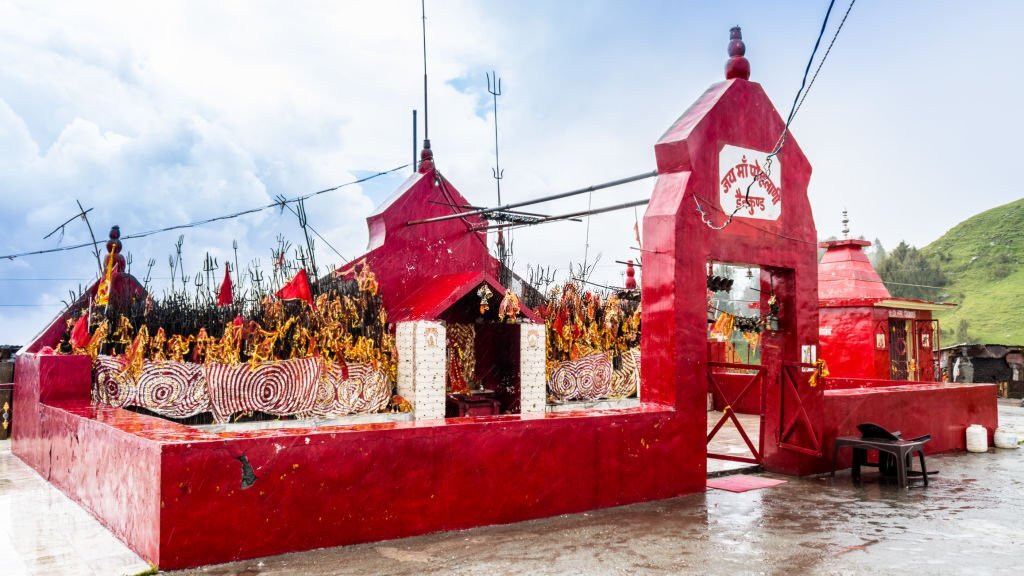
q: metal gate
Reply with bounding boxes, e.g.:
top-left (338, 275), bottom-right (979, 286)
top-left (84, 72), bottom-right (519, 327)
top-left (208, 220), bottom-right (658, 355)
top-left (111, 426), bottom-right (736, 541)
top-left (889, 319), bottom-right (910, 380)
top-left (779, 363), bottom-right (823, 457)
top-left (706, 362), bottom-right (765, 465)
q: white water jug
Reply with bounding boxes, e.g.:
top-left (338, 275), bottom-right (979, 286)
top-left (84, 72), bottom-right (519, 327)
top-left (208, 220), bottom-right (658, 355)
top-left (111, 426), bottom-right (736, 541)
top-left (966, 424), bottom-right (988, 453)
top-left (993, 428), bottom-right (1019, 449)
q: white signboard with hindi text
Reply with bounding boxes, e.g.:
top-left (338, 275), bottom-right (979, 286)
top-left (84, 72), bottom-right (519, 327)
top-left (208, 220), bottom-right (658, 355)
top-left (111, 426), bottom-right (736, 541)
top-left (718, 145), bottom-right (782, 221)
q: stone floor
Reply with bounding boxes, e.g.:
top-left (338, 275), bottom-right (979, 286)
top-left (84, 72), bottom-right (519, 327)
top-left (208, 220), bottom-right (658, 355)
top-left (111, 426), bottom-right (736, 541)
top-left (706, 409), bottom-right (761, 475)
top-left (2, 401), bottom-right (1022, 575)
top-left (0, 443), bottom-right (152, 576)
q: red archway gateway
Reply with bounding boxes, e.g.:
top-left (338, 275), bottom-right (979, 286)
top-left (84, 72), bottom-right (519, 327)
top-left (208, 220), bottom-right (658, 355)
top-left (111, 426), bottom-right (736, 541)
top-left (641, 27), bottom-right (824, 475)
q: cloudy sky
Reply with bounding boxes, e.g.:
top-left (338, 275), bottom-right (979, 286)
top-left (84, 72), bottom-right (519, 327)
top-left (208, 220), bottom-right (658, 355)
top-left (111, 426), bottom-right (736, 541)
top-left (1, 0), bottom-right (1021, 344)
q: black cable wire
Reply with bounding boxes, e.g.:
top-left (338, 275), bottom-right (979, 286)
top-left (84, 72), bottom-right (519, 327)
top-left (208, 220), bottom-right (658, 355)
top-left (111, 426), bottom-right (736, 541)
top-left (769, 0), bottom-right (838, 159)
top-left (696, 0), bottom-right (849, 232)
top-left (0, 163), bottom-right (409, 261)
top-left (791, 0), bottom-right (857, 122)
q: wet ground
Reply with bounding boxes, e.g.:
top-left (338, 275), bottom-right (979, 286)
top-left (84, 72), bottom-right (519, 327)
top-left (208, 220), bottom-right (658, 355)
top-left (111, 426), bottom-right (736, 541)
top-left (2, 401), bottom-right (1022, 575)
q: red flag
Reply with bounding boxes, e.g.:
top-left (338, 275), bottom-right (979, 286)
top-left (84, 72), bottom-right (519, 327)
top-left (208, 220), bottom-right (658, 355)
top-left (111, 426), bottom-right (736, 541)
top-left (70, 313), bottom-right (90, 349)
top-left (217, 265), bottom-right (233, 306)
top-left (275, 269), bottom-right (316, 310)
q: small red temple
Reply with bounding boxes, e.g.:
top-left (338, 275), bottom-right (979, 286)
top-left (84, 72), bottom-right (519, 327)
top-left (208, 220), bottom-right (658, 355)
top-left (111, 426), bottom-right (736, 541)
top-left (818, 224), bottom-right (955, 382)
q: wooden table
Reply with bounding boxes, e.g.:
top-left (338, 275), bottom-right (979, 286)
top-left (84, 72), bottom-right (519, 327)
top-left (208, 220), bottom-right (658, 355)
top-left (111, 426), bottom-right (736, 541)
top-left (446, 391), bottom-right (501, 417)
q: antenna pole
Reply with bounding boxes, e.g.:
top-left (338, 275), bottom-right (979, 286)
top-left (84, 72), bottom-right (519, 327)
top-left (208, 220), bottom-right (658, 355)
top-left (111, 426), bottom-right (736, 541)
top-left (421, 0), bottom-right (430, 147)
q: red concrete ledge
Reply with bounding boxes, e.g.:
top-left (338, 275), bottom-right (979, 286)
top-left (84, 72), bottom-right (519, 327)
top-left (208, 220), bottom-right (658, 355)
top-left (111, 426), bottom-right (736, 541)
top-left (13, 353), bottom-right (701, 570)
top-left (823, 381), bottom-right (998, 473)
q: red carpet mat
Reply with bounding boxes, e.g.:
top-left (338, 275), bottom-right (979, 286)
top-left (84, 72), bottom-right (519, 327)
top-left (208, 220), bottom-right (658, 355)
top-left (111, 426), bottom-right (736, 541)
top-left (707, 474), bottom-right (787, 493)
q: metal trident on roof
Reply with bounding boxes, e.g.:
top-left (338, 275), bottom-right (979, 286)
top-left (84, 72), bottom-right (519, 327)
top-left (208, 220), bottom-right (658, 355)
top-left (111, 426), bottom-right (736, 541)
top-left (487, 71), bottom-right (504, 205)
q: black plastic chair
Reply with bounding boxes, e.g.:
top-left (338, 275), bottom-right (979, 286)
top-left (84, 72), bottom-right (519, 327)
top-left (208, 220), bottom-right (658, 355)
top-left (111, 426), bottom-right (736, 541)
top-left (831, 422), bottom-right (936, 488)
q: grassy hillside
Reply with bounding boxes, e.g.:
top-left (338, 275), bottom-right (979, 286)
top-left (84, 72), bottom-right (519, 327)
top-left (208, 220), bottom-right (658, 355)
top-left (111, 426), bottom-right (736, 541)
top-left (923, 198), bottom-right (1024, 345)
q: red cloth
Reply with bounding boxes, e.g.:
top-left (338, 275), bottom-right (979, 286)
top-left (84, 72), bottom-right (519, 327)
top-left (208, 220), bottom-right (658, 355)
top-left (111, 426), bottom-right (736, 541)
top-left (70, 313), bottom-right (90, 349)
top-left (275, 269), bottom-right (316, 310)
top-left (217, 266), bottom-right (233, 306)
top-left (706, 474), bottom-right (787, 493)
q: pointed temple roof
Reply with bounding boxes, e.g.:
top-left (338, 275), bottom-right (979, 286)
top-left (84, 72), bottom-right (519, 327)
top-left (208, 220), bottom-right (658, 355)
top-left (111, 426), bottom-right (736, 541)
top-left (337, 146), bottom-right (539, 324)
top-left (817, 238), bottom-right (956, 311)
top-left (817, 238), bottom-right (891, 300)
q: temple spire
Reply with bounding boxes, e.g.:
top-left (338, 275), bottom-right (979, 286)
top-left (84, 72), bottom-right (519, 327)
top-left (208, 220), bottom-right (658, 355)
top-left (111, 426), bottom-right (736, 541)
top-left (841, 209), bottom-right (850, 239)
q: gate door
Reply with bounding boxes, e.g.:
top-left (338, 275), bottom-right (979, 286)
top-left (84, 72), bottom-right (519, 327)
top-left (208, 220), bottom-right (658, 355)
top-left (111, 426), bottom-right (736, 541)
top-left (779, 363), bottom-right (823, 457)
top-left (706, 362), bottom-right (765, 464)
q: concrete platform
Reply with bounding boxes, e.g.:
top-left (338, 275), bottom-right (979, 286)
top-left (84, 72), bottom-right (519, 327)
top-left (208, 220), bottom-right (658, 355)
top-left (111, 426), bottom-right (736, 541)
top-left (2, 401), bottom-right (1020, 575)
top-left (166, 400), bottom-right (1024, 575)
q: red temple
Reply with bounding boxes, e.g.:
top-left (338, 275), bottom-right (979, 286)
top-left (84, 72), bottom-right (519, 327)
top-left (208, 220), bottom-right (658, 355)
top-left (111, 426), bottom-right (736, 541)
top-left (818, 236), bottom-right (955, 382)
top-left (9, 27), bottom-right (997, 570)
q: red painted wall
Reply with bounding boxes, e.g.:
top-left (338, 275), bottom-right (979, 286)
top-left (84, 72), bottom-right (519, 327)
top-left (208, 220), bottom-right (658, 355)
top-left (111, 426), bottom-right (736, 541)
top-left (819, 306), bottom-right (936, 381)
top-left (157, 406), bottom-right (690, 568)
top-left (819, 307), bottom-right (881, 379)
top-left (709, 370), bottom-right (762, 414)
top-left (823, 382), bottom-right (998, 471)
top-left (13, 350), bottom-right (700, 569)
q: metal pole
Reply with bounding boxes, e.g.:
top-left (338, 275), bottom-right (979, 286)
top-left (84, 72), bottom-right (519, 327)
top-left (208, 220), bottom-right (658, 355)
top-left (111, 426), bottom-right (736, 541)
top-left (421, 0), bottom-right (429, 143)
top-left (471, 198), bottom-right (650, 232)
top-left (76, 199), bottom-right (103, 276)
top-left (406, 169), bottom-right (657, 226)
top-left (413, 109), bottom-right (418, 172)
top-left (426, 200), bottom-right (582, 221)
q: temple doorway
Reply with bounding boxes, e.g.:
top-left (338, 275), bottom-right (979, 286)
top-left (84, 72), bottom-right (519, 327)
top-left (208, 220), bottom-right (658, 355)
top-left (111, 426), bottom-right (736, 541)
top-left (706, 263), bottom-right (772, 473)
top-left (888, 318), bottom-right (913, 380)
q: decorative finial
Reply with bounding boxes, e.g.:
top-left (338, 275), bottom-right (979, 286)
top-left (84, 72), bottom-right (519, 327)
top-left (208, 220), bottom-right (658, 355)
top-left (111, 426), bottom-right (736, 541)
top-left (418, 139), bottom-right (434, 174)
top-left (106, 225), bottom-right (122, 254)
top-left (625, 260), bottom-right (637, 290)
top-left (725, 26), bottom-right (750, 80)
top-left (841, 209), bottom-right (850, 239)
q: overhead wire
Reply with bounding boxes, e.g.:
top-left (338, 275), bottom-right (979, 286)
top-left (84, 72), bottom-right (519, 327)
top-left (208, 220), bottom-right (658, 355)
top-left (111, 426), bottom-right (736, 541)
top-left (789, 0), bottom-right (857, 128)
top-left (0, 163), bottom-right (410, 261)
top-left (769, 0), bottom-right (839, 159)
top-left (696, 0), bottom-right (853, 231)
top-left (276, 198), bottom-right (350, 264)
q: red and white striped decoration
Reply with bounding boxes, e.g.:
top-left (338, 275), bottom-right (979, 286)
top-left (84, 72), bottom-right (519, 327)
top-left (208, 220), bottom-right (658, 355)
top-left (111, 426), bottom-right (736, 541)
top-left (205, 357), bottom-right (321, 423)
top-left (548, 352), bottom-right (613, 402)
top-left (548, 348), bottom-right (640, 402)
top-left (609, 348), bottom-right (641, 398)
top-left (94, 355), bottom-right (392, 423)
top-left (95, 355), bottom-right (211, 419)
top-left (300, 361), bottom-right (391, 419)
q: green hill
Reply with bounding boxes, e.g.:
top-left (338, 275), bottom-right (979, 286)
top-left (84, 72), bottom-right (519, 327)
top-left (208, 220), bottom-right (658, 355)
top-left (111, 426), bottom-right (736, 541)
top-left (923, 198), bottom-right (1024, 345)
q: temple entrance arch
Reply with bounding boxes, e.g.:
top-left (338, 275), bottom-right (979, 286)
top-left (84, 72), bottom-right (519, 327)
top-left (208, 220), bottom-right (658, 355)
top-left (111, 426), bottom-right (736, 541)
top-left (639, 29), bottom-right (824, 476)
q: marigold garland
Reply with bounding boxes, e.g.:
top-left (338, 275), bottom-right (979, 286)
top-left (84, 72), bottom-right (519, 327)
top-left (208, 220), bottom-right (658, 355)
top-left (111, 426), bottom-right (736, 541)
top-left (62, 266), bottom-right (398, 385)
top-left (540, 282), bottom-right (640, 378)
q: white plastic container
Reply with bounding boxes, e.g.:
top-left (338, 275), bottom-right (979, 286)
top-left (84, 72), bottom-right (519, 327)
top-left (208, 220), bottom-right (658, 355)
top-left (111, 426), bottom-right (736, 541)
top-left (993, 428), bottom-right (1019, 449)
top-left (966, 424), bottom-right (988, 453)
